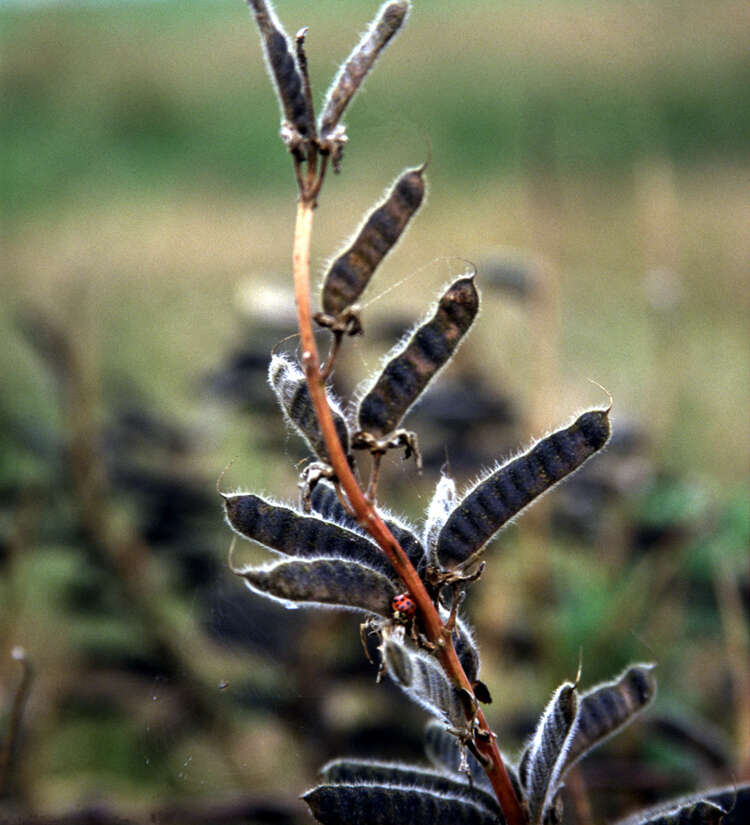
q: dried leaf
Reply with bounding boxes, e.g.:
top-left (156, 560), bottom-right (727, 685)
top-left (234, 557), bottom-right (396, 616)
top-left (357, 276), bottom-right (479, 438)
top-left (436, 408), bottom-right (611, 570)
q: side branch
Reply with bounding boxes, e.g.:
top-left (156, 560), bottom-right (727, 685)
top-left (292, 199), bottom-right (524, 824)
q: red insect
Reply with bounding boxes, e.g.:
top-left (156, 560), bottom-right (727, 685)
top-left (391, 593), bottom-right (417, 624)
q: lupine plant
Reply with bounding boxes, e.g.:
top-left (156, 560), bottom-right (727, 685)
top-left (223, 3), bottom-right (749, 823)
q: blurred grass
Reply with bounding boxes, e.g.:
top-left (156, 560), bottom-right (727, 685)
top-left (2, 0), bottom-right (749, 218)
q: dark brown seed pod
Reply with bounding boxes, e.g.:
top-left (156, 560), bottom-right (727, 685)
top-left (321, 166), bottom-right (426, 316)
top-left (268, 353), bottom-right (350, 462)
top-left (248, 0), bottom-right (314, 154)
top-left (383, 633), bottom-right (465, 728)
top-left (223, 492), bottom-right (390, 575)
top-left (303, 783), bottom-right (500, 825)
top-left (234, 557), bottom-right (396, 616)
top-left (318, 1), bottom-right (410, 155)
top-left (616, 800), bottom-right (726, 825)
top-left (309, 480), bottom-right (427, 573)
top-left (435, 408), bottom-right (611, 570)
top-left (357, 276), bottom-right (479, 438)
top-left (557, 663), bottom-right (657, 778)
top-left (522, 682), bottom-right (579, 823)
top-left (319, 759), bottom-right (501, 817)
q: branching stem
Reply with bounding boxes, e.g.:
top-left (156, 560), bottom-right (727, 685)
top-left (292, 196), bottom-right (525, 825)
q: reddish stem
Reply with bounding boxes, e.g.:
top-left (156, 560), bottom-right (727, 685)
top-left (292, 196), bottom-right (525, 824)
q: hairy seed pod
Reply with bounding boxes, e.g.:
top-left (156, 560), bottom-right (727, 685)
top-left (235, 557), bottom-right (396, 616)
top-left (617, 800), bottom-right (726, 825)
top-left (321, 166), bottom-right (425, 316)
top-left (357, 276), bottom-right (479, 438)
top-left (304, 783), bottom-right (499, 825)
top-left (614, 785), bottom-right (749, 825)
top-left (319, 759), bottom-right (501, 817)
top-left (309, 481), bottom-right (427, 573)
top-left (559, 663), bottom-right (657, 777)
top-left (224, 493), bottom-right (390, 575)
top-left (424, 473), bottom-right (457, 556)
top-left (319, 1), bottom-right (410, 141)
top-left (269, 353), bottom-right (350, 462)
top-left (384, 635), bottom-right (465, 728)
top-left (248, 0), bottom-right (313, 148)
top-left (523, 682), bottom-right (579, 822)
top-left (451, 616), bottom-right (480, 685)
top-left (436, 408), bottom-right (611, 570)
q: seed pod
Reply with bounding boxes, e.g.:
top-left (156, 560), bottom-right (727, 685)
top-left (224, 492), bottom-right (390, 575)
top-left (319, 1), bottom-right (410, 141)
top-left (234, 557), bottom-right (396, 616)
top-left (321, 166), bottom-right (425, 316)
top-left (521, 682), bottom-right (579, 823)
top-left (616, 800), bottom-right (726, 825)
top-left (309, 481), bottom-right (427, 574)
top-left (451, 615), bottom-right (481, 686)
top-left (424, 473), bottom-right (457, 556)
top-left (268, 353), bottom-right (350, 462)
top-left (435, 408), bottom-right (611, 570)
top-left (557, 663), bottom-right (657, 778)
top-left (303, 783), bottom-right (499, 825)
top-left (357, 276), bottom-right (479, 438)
top-left (319, 759), bottom-right (501, 817)
top-left (248, 0), bottom-right (313, 151)
top-left (384, 634), bottom-right (465, 728)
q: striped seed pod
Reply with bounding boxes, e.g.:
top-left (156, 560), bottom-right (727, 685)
top-left (319, 1), bottom-right (410, 144)
top-left (234, 556), bottom-right (397, 616)
top-left (435, 408), bottom-right (611, 570)
top-left (617, 800), bottom-right (726, 825)
top-left (319, 759), bottom-right (501, 817)
top-left (383, 633), bottom-right (465, 729)
top-left (557, 663), bottom-right (657, 777)
top-left (321, 166), bottom-right (426, 316)
top-left (519, 682), bottom-right (579, 823)
top-left (357, 276), bottom-right (479, 438)
top-left (614, 785), bottom-right (749, 825)
top-left (269, 353), bottom-right (351, 463)
top-left (304, 783), bottom-right (499, 825)
top-left (248, 0), bottom-right (314, 152)
top-left (223, 492), bottom-right (390, 576)
top-left (309, 480), bottom-right (427, 573)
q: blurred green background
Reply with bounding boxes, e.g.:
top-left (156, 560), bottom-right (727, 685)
top-left (2, 1), bottom-right (749, 823)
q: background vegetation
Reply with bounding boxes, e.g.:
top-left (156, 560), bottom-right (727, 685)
top-left (2, 1), bottom-right (748, 823)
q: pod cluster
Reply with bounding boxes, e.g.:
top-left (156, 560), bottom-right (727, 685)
top-left (249, 0), bottom-right (410, 169)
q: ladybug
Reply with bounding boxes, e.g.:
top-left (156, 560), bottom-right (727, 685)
top-left (391, 593), bottom-right (417, 624)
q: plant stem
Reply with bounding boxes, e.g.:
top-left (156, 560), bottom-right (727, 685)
top-left (292, 196), bottom-right (525, 825)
